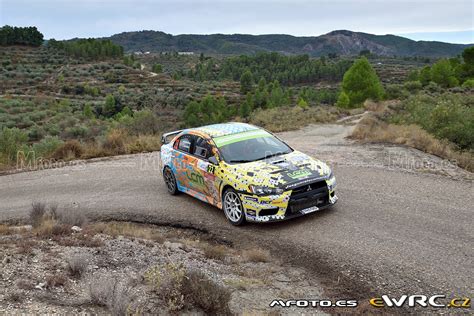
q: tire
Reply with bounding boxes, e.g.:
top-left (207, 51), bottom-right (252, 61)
top-left (163, 167), bottom-right (179, 195)
top-left (222, 188), bottom-right (246, 226)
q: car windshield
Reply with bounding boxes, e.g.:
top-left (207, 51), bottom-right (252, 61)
top-left (215, 131), bottom-right (292, 163)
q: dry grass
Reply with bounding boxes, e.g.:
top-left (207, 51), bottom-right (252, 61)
top-left (199, 243), bottom-right (229, 261)
top-left (184, 270), bottom-right (231, 315)
top-left (87, 222), bottom-right (165, 243)
top-left (102, 129), bottom-right (127, 155)
top-left (242, 248), bottom-right (271, 263)
top-left (55, 234), bottom-right (104, 247)
top-left (0, 224), bottom-right (12, 235)
top-left (46, 274), bottom-right (68, 288)
top-left (250, 106), bottom-right (342, 132)
top-left (33, 218), bottom-right (70, 238)
top-left (351, 114), bottom-right (474, 172)
top-left (363, 99), bottom-right (393, 112)
top-left (127, 135), bottom-right (161, 154)
top-left (52, 140), bottom-right (84, 160)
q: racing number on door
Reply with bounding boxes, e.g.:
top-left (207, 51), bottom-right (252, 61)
top-left (207, 164), bottom-right (216, 174)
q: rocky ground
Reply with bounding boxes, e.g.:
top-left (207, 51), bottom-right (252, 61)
top-left (0, 218), bottom-right (326, 315)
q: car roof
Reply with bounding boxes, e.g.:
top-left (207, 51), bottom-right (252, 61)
top-left (188, 122), bottom-right (260, 138)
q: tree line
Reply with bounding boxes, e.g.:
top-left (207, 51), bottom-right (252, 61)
top-left (48, 38), bottom-right (123, 60)
top-left (407, 46), bottom-right (474, 88)
top-left (0, 25), bottom-right (44, 46)
top-left (188, 52), bottom-right (353, 85)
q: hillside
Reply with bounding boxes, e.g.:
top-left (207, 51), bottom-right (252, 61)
top-left (107, 30), bottom-right (471, 57)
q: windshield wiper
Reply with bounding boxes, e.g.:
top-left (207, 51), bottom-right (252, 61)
top-left (255, 151), bottom-right (289, 161)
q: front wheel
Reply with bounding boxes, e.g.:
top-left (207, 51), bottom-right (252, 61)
top-left (223, 188), bottom-right (246, 226)
top-left (163, 167), bottom-right (179, 195)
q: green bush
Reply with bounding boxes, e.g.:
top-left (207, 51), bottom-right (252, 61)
top-left (430, 59), bottom-right (459, 88)
top-left (32, 136), bottom-right (63, 158)
top-left (403, 81), bottom-right (423, 92)
top-left (152, 63), bottom-right (163, 73)
top-left (336, 91), bottom-right (350, 108)
top-left (395, 93), bottom-right (474, 150)
top-left (462, 79), bottom-right (474, 88)
top-left (0, 127), bottom-right (28, 163)
top-left (117, 109), bottom-right (160, 135)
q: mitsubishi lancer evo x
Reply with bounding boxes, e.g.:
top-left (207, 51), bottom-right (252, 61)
top-left (160, 122), bottom-right (337, 225)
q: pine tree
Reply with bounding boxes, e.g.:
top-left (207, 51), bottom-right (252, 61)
top-left (341, 57), bottom-right (384, 107)
top-left (240, 93), bottom-right (253, 118)
top-left (240, 70), bottom-right (254, 94)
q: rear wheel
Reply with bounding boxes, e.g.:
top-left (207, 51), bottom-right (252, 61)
top-left (163, 167), bottom-right (179, 195)
top-left (223, 188), bottom-right (246, 226)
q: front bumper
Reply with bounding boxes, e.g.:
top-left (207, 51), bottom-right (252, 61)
top-left (239, 177), bottom-right (337, 223)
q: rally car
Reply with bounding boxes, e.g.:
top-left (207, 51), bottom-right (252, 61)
top-left (160, 122), bottom-right (337, 225)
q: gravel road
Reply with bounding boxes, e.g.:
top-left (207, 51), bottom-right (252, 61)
top-left (1, 119), bottom-right (472, 307)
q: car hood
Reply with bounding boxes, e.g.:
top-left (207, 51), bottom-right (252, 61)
top-left (227, 151), bottom-right (331, 190)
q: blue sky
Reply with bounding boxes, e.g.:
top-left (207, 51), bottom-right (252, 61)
top-left (1, 0), bottom-right (473, 43)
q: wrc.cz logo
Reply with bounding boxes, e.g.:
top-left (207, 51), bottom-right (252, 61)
top-left (369, 295), bottom-right (471, 308)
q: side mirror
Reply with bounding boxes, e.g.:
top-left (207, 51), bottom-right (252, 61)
top-left (208, 156), bottom-right (219, 165)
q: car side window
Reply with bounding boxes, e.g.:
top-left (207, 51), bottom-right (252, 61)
top-left (176, 135), bottom-right (193, 153)
top-left (193, 136), bottom-right (212, 159)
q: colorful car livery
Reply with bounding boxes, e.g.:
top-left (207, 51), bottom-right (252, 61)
top-left (160, 122), bottom-right (337, 225)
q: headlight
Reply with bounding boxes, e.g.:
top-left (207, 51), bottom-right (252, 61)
top-left (327, 170), bottom-right (334, 180)
top-left (249, 185), bottom-right (284, 196)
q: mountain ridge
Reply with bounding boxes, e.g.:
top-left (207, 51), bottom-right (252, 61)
top-left (106, 29), bottom-right (472, 57)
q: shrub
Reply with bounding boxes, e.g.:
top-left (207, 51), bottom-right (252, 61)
top-left (52, 140), bottom-right (84, 160)
top-left (67, 254), bottom-right (88, 278)
top-left (242, 248), bottom-right (270, 263)
top-left (398, 93), bottom-right (474, 150)
top-left (183, 270), bottom-right (231, 315)
top-left (54, 208), bottom-right (88, 227)
top-left (145, 263), bottom-right (187, 311)
top-left (297, 98), bottom-right (309, 109)
top-left (0, 127), bottom-right (28, 163)
top-left (385, 84), bottom-right (406, 100)
top-left (403, 80), bottom-right (423, 92)
top-left (200, 243), bottom-right (228, 260)
top-left (32, 136), bottom-right (63, 158)
top-left (462, 79), bottom-right (474, 88)
top-left (30, 202), bottom-right (46, 228)
top-left (89, 275), bottom-right (134, 316)
top-left (431, 59), bottom-right (459, 88)
top-left (102, 129), bottom-right (127, 155)
top-left (119, 109), bottom-right (160, 135)
top-left (46, 274), bottom-right (67, 288)
top-left (336, 91), bottom-right (350, 108)
top-left (152, 63), bottom-right (163, 73)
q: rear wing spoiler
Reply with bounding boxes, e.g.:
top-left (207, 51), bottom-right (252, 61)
top-left (161, 130), bottom-right (183, 145)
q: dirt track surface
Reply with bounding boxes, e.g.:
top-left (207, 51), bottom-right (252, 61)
top-left (1, 118), bottom-right (473, 308)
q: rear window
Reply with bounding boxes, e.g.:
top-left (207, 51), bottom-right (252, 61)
top-left (176, 135), bottom-right (193, 153)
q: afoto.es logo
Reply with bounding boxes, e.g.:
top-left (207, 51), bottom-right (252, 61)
top-left (369, 295), bottom-right (471, 308)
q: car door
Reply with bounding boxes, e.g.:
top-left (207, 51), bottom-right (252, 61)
top-left (191, 136), bottom-right (220, 204)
